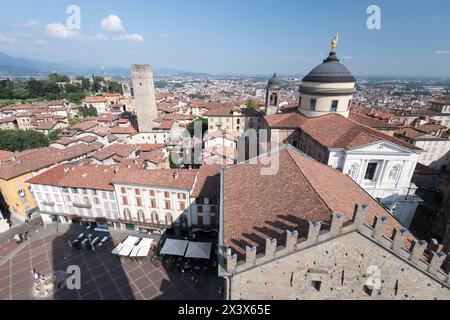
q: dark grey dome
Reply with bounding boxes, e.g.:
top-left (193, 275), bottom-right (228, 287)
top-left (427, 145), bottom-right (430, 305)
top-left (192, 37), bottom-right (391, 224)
top-left (302, 52), bottom-right (356, 83)
top-left (268, 73), bottom-right (282, 87)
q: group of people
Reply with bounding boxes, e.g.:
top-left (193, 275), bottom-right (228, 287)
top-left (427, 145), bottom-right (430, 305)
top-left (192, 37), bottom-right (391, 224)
top-left (31, 268), bottom-right (45, 283)
top-left (14, 231), bottom-right (30, 243)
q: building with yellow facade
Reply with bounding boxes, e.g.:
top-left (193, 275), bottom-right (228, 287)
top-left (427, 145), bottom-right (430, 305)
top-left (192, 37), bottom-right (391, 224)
top-left (0, 143), bottom-right (103, 220)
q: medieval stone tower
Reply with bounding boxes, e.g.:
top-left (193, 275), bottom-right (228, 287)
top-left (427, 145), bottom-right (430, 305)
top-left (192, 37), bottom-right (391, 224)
top-left (131, 64), bottom-right (158, 132)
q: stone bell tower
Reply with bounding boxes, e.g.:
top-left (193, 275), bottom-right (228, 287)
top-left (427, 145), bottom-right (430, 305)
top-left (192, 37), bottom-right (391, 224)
top-left (265, 73), bottom-right (281, 116)
top-left (131, 64), bottom-right (158, 132)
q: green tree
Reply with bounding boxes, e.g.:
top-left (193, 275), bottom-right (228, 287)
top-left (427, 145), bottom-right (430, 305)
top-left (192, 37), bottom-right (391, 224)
top-left (48, 73), bottom-right (70, 83)
top-left (87, 105), bottom-right (98, 117)
top-left (26, 79), bottom-right (44, 98)
top-left (0, 130), bottom-right (49, 152)
top-left (245, 99), bottom-right (258, 110)
top-left (186, 117), bottom-right (209, 137)
top-left (47, 129), bottom-right (62, 142)
top-left (11, 83), bottom-right (30, 100)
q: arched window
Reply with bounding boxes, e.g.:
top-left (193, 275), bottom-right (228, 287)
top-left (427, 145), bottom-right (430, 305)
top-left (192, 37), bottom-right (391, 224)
top-left (165, 213), bottom-right (174, 226)
top-left (347, 164), bottom-right (359, 180)
top-left (388, 165), bottom-right (401, 181)
top-left (123, 208), bottom-right (131, 220)
top-left (179, 214), bottom-right (188, 228)
top-left (150, 211), bottom-right (159, 225)
top-left (137, 210), bottom-right (145, 223)
top-left (237, 119), bottom-right (240, 125)
top-left (270, 92), bottom-right (278, 106)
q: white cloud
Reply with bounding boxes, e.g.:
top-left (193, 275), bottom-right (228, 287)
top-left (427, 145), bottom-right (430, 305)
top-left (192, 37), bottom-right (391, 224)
top-left (115, 33), bottom-right (144, 42)
top-left (45, 23), bottom-right (80, 39)
top-left (85, 33), bottom-right (108, 41)
top-left (436, 50), bottom-right (450, 55)
top-left (33, 39), bottom-right (48, 45)
top-left (16, 20), bottom-right (41, 28)
top-left (0, 34), bottom-right (17, 44)
top-left (101, 15), bottom-right (125, 32)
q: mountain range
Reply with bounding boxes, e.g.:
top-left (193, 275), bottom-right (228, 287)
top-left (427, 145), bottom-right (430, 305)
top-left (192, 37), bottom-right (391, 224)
top-left (0, 52), bottom-right (210, 78)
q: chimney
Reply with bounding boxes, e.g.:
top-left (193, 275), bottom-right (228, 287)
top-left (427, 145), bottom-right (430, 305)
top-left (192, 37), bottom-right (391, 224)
top-left (82, 172), bottom-right (88, 178)
top-left (173, 169), bottom-right (179, 179)
top-left (64, 167), bottom-right (70, 173)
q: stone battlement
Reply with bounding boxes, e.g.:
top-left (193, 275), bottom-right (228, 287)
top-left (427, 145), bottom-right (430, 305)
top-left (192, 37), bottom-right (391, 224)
top-left (131, 64), bottom-right (153, 73)
top-left (224, 204), bottom-right (450, 288)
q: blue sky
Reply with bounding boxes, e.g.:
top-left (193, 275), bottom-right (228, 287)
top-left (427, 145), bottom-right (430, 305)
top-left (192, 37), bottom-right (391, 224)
top-left (0, 0), bottom-right (449, 76)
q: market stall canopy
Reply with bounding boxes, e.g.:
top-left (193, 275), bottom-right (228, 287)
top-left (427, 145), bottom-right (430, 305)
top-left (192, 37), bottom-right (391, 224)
top-left (122, 236), bottom-right (141, 246)
top-left (111, 243), bottom-right (124, 255)
top-left (185, 242), bottom-right (212, 259)
top-left (118, 245), bottom-right (134, 257)
top-left (160, 239), bottom-right (189, 256)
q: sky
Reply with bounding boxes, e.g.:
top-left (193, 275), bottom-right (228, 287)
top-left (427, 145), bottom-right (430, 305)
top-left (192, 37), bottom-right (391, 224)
top-left (0, 0), bottom-right (449, 77)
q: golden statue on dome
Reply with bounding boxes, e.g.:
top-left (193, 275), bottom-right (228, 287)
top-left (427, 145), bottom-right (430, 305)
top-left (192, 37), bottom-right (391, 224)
top-left (331, 33), bottom-right (339, 52)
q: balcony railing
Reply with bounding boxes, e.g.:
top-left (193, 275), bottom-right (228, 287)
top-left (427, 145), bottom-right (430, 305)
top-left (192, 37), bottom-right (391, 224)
top-left (72, 202), bottom-right (92, 209)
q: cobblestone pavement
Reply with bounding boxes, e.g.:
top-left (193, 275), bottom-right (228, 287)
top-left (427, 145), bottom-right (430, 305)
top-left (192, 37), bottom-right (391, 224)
top-left (0, 225), bottom-right (223, 300)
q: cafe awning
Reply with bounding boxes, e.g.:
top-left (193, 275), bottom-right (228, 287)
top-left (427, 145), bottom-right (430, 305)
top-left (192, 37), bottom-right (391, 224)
top-left (159, 239), bottom-right (189, 256)
top-left (184, 242), bottom-right (212, 259)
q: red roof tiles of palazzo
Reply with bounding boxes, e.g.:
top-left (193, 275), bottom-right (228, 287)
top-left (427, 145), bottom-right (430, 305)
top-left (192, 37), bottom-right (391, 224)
top-left (223, 145), bottom-right (407, 258)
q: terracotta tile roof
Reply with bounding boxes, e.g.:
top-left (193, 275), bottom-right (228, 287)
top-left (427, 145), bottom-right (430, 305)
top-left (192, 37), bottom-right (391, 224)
top-left (138, 144), bottom-right (166, 152)
top-left (0, 143), bottom-right (102, 180)
top-left (206, 105), bottom-right (264, 117)
top-left (89, 144), bottom-right (137, 161)
top-left (223, 145), bottom-right (404, 258)
top-left (77, 135), bottom-right (97, 143)
top-left (58, 130), bottom-right (78, 138)
top-left (111, 168), bottom-right (198, 190)
top-left (0, 150), bottom-right (13, 163)
top-left (16, 112), bottom-right (34, 118)
top-left (27, 163), bottom-right (117, 191)
top-left (102, 93), bottom-right (121, 97)
top-left (349, 112), bottom-right (399, 129)
top-left (33, 120), bottom-right (63, 131)
top-left (140, 150), bottom-right (165, 164)
top-left (73, 121), bottom-right (99, 132)
top-left (154, 120), bottom-right (175, 130)
top-left (83, 96), bottom-right (107, 103)
top-left (395, 128), bottom-right (426, 140)
top-left (415, 124), bottom-right (446, 134)
top-left (107, 134), bottom-right (119, 143)
top-left (265, 112), bottom-right (421, 151)
top-left (53, 137), bottom-right (75, 146)
top-left (48, 100), bottom-right (66, 106)
top-left (264, 112), bottom-right (307, 129)
top-left (191, 165), bottom-right (222, 198)
top-left (98, 113), bottom-right (120, 122)
top-left (110, 126), bottom-right (137, 135)
top-left (0, 117), bottom-right (17, 124)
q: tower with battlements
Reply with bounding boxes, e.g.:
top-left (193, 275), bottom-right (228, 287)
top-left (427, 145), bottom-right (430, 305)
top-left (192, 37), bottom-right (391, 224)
top-left (131, 64), bottom-right (158, 132)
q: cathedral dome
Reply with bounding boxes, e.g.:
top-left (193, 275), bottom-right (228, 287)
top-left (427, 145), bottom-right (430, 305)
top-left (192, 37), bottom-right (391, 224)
top-left (268, 73), bottom-right (282, 88)
top-left (302, 52), bottom-right (356, 83)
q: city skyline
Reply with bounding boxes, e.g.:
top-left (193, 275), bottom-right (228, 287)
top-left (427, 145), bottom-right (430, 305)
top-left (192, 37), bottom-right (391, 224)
top-left (1, 0), bottom-right (450, 77)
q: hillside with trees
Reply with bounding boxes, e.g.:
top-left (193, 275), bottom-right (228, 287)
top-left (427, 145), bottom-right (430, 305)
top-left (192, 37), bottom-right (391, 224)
top-left (0, 73), bottom-right (123, 105)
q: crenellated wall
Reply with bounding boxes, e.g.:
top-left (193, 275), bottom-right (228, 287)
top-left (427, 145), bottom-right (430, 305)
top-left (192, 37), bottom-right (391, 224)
top-left (222, 204), bottom-right (450, 300)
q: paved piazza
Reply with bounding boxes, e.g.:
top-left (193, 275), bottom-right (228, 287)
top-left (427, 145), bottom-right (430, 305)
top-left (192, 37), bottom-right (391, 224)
top-left (0, 231), bottom-right (223, 300)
